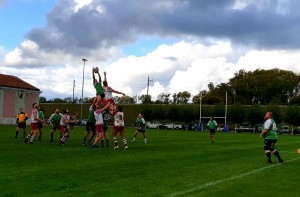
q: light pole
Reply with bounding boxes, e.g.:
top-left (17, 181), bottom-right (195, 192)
top-left (81, 58), bottom-right (88, 121)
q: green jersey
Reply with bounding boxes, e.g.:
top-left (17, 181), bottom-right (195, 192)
top-left (51, 113), bottom-right (62, 127)
top-left (102, 110), bottom-right (111, 127)
top-left (87, 105), bottom-right (96, 123)
top-left (263, 118), bottom-right (278, 139)
top-left (135, 118), bottom-right (145, 129)
top-left (38, 110), bottom-right (44, 119)
top-left (207, 120), bottom-right (217, 129)
top-left (94, 82), bottom-right (105, 95)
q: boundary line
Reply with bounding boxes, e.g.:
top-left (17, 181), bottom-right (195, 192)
top-left (168, 157), bottom-right (300, 197)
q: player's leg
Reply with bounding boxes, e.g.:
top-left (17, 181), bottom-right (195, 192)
top-left (105, 130), bottom-right (109, 146)
top-left (142, 131), bottom-right (147, 143)
top-left (91, 125), bottom-right (103, 148)
top-left (38, 123), bottom-right (43, 141)
top-left (131, 130), bottom-right (138, 142)
top-left (15, 125), bottom-right (20, 139)
top-left (211, 130), bottom-right (215, 143)
top-left (82, 123), bottom-right (92, 145)
top-left (60, 129), bottom-right (70, 145)
top-left (50, 128), bottom-right (55, 142)
top-left (22, 125), bottom-right (26, 139)
top-left (29, 124), bottom-right (38, 144)
top-left (119, 127), bottom-right (128, 149)
top-left (112, 126), bottom-right (119, 149)
top-left (88, 125), bottom-right (97, 145)
top-left (270, 140), bottom-right (284, 163)
top-left (264, 139), bottom-right (272, 163)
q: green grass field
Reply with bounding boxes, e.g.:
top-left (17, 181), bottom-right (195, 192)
top-left (0, 125), bottom-right (299, 197)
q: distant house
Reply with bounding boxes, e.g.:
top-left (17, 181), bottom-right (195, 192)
top-left (0, 74), bottom-right (41, 124)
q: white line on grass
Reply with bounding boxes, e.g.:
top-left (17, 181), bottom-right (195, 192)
top-left (169, 157), bottom-right (300, 197)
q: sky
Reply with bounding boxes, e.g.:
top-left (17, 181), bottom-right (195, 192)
top-left (1, 0), bottom-right (300, 102)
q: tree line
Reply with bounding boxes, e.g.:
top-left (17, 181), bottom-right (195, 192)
top-left (40, 68), bottom-right (300, 106)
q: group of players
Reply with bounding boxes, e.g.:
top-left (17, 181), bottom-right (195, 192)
top-left (15, 67), bottom-right (285, 163)
top-left (15, 68), bottom-right (148, 150)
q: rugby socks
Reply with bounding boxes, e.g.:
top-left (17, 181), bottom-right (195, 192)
top-left (23, 131), bottom-right (26, 138)
top-left (144, 138), bottom-right (147, 143)
top-left (30, 136), bottom-right (35, 144)
top-left (24, 134), bottom-right (31, 143)
top-left (113, 137), bottom-right (118, 147)
top-left (266, 152), bottom-right (272, 163)
top-left (273, 150), bottom-right (284, 163)
top-left (106, 139), bottom-right (109, 146)
top-left (123, 138), bottom-right (127, 146)
top-left (15, 131), bottom-right (18, 139)
top-left (101, 140), bottom-right (104, 147)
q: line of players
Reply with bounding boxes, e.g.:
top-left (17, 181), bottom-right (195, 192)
top-left (18, 69), bottom-right (148, 149)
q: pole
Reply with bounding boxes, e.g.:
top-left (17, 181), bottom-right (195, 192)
top-left (198, 91), bottom-right (202, 131)
top-left (72, 79), bottom-right (75, 103)
top-left (225, 91), bottom-right (228, 132)
top-left (81, 58), bottom-right (88, 121)
top-left (146, 77), bottom-right (153, 96)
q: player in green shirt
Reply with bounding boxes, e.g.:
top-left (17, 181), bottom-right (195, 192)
top-left (93, 67), bottom-right (105, 107)
top-left (131, 114), bottom-right (147, 143)
top-left (207, 117), bottom-right (217, 143)
top-left (49, 108), bottom-right (62, 142)
top-left (82, 99), bottom-right (97, 146)
top-left (260, 112), bottom-right (284, 164)
top-left (37, 106), bottom-right (45, 141)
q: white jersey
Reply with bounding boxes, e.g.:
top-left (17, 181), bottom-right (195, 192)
top-left (60, 114), bottom-right (70, 126)
top-left (94, 109), bottom-right (104, 125)
top-left (114, 111), bottom-right (125, 127)
top-left (31, 108), bottom-right (38, 123)
top-left (104, 86), bottom-right (114, 99)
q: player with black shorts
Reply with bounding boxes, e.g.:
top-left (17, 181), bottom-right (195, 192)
top-left (131, 114), bottom-right (147, 143)
top-left (15, 108), bottom-right (28, 139)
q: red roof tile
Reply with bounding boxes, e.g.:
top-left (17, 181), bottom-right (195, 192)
top-left (0, 74), bottom-right (40, 91)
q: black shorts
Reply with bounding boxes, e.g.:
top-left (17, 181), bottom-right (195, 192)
top-left (210, 129), bottom-right (216, 135)
top-left (264, 139), bottom-right (277, 151)
top-left (138, 128), bottom-right (145, 133)
top-left (86, 122), bottom-right (96, 133)
top-left (17, 122), bottom-right (26, 129)
top-left (37, 122), bottom-right (43, 129)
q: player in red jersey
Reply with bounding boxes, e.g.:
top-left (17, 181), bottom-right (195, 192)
top-left (90, 102), bottom-right (110, 148)
top-left (103, 71), bottom-right (125, 113)
top-left (59, 109), bottom-right (71, 145)
top-left (112, 106), bottom-right (128, 150)
top-left (24, 103), bottom-right (42, 144)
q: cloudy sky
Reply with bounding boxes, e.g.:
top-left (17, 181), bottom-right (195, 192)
top-left (1, 0), bottom-right (300, 101)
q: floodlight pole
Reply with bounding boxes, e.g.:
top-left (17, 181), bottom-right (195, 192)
top-left (81, 58), bottom-right (88, 121)
top-left (199, 91), bottom-right (202, 131)
top-left (146, 77), bottom-right (153, 96)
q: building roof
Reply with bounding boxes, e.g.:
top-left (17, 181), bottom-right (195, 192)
top-left (0, 74), bottom-right (40, 91)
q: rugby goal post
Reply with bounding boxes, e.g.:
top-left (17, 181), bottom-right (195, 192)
top-left (198, 91), bottom-right (228, 132)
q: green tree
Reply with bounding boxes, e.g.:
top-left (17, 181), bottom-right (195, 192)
top-left (115, 96), bottom-right (136, 104)
top-left (284, 106), bottom-right (300, 126)
top-left (139, 95), bottom-right (152, 104)
top-left (177, 91), bottom-right (191, 104)
top-left (247, 105), bottom-right (264, 125)
top-left (39, 96), bottom-right (47, 103)
top-left (155, 93), bottom-right (171, 104)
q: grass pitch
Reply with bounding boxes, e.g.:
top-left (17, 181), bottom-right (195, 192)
top-left (0, 125), bottom-right (299, 197)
